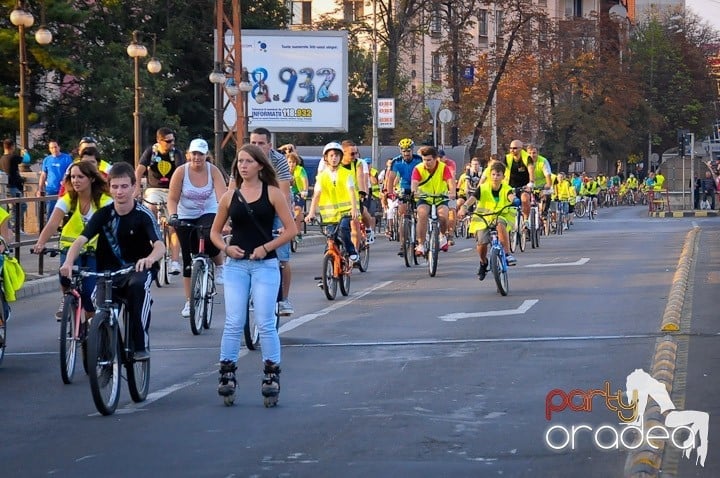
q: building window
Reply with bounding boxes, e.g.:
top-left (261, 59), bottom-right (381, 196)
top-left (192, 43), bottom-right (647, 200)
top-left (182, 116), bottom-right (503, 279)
top-left (430, 8), bottom-right (442, 37)
top-left (496, 10), bottom-right (503, 37)
top-left (431, 52), bottom-right (442, 83)
top-left (565, 0), bottom-right (582, 18)
top-left (411, 70), bottom-right (416, 79)
top-left (411, 54), bottom-right (416, 65)
top-left (343, 0), bottom-right (364, 22)
top-left (290, 1), bottom-right (312, 26)
top-left (478, 9), bottom-right (488, 37)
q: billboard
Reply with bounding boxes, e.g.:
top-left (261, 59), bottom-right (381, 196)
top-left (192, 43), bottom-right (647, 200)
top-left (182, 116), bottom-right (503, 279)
top-left (222, 30), bottom-right (348, 133)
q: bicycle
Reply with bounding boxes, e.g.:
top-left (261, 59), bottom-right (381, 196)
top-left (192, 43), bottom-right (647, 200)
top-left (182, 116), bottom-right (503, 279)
top-left (527, 189), bottom-right (542, 249)
top-left (416, 193), bottom-right (449, 278)
top-left (509, 205), bottom-right (527, 253)
top-left (473, 204), bottom-right (518, 296)
top-left (574, 195), bottom-right (586, 218)
top-left (143, 199), bottom-right (178, 287)
top-left (314, 218), bottom-right (353, 300)
top-left (176, 221), bottom-right (216, 335)
top-left (586, 195), bottom-right (597, 220)
top-left (84, 265), bottom-right (149, 416)
top-left (399, 194), bottom-right (419, 268)
top-left (351, 218), bottom-right (370, 272)
top-left (37, 247), bottom-right (96, 384)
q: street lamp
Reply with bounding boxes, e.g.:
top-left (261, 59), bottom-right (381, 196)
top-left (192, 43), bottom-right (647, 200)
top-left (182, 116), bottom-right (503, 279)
top-left (127, 31), bottom-right (161, 167)
top-left (10, 1), bottom-right (52, 152)
top-left (209, 63), bottom-right (252, 152)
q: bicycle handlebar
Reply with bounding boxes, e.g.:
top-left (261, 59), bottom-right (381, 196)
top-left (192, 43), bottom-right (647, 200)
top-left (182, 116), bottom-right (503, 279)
top-left (78, 265), bottom-right (135, 279)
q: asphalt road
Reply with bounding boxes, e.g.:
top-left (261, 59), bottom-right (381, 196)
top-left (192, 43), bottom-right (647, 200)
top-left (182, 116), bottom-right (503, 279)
top-left (1, 205), bottom-right (718, 478)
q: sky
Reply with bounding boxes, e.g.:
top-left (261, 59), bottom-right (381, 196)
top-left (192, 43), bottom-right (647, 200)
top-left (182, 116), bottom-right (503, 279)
top-left (685, 0), bottom-right (720, 33)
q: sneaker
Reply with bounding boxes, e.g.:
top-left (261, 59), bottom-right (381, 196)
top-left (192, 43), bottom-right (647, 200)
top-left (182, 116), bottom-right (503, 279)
top-left (215, 265), bottom-right (224, 286)
top-left (477, 262), bottom-right (488, 281)
top-left (506, 254), bottom-right (517, 266)
top-left (349, 253), bottom-right (359, 263)
top-left (415, 244), bottom-right (426, 256)
top-left (170, 260), bottom-right (182, 275)
top-left (366, 228), bottom-right (375, 244)
top-left (440, 234), bottom-right (449, 252)
top-left (55, 298), bottom-right (64, 321)
top-left (397, 247), bottom-right (404, 256)
top-left (181, 300), bottom-right (190, 318)
top-left (278, 300), bottom-right (294, 316)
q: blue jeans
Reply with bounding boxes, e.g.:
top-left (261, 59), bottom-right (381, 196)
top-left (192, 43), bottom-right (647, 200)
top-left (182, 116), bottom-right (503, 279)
top-left (272, 215), bottom-right (291, 261)
top-left (220, 257), bottom-right (281, 364)
top-left (328, 217), bottom-right (357, 257)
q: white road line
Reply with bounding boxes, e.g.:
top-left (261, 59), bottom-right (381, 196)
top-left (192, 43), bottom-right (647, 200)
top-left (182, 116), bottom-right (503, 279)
top-left (278, 281), bottom-right (393, 334)
top-left (523, 257), bottom-right (590, 268)
top-left (439, 299), bottom-right (539, 322)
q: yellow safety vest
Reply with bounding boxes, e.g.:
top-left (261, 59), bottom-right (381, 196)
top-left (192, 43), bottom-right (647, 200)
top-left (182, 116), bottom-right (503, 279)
top-left (469, 182), bottom-right (514, 234)
top-left (415, 161), bottom-right (449, 204)
top-left (317, 167), bottom-right (354, 223)
top-left (59, 193), bottom-right (113, 250)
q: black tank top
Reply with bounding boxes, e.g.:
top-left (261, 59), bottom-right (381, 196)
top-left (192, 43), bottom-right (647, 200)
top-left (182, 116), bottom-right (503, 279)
top-left (508, 158), bottom-right (530, 188)
top-left (228, 183), bottom-right (277, 259)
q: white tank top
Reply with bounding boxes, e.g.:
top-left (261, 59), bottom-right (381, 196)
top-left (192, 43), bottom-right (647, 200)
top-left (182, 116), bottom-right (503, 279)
top-left (177, 162), bottom-right (218, 219)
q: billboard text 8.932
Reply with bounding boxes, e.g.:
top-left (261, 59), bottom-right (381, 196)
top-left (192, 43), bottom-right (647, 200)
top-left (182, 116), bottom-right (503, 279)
top-left (223, 30), bottom-right (348, 133)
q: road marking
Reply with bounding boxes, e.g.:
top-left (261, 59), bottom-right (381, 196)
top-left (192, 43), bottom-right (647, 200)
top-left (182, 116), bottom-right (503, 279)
top-left (523, 257), bottom-right (590, 268)
top-left (279, 281), bottom-right (393, 334)
top-left (439, 299), bottom-right (539, 322)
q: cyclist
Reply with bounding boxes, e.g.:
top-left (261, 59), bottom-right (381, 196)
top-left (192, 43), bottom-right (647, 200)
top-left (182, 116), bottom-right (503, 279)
top-left (59, 162), bottom-right (165, 361)
top-left (167, 138), bottom-right (227, 318)
top-left (459, 160), bottom-right (517, 280)
top-left (134, 126), bottom-right (184, 274)
top-left (341, 140), bottom-right (375, 243)
top-left (385, 138), bottom-right (422, 255)
top-left (580, 175), bottom-right (600, 214)
top-left (305, 142), bottom-right (360, 262)
top-left (626, 173), bottom-right (639, 202)
top-left (34, 160), bottom-right (112, 320)
top-left (554, 171), bottom-right (574, 230)
top-left (77, 136), bottom-right (112, 175)
top-left (654, 169), bottom-right (665, 192)
top-left (411, 145), bottom-right (456, 256)
top-left (287, 152), bottom-right (308, 243)
top-left (482, 140), bottom-right (534, 223)
top-left (526, 144), bottom-right (552, 217)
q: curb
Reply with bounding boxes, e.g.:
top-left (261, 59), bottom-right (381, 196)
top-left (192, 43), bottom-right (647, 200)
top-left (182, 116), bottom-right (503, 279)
top-left (660, 226), bottom-right (699, 332)
top-left (624, 226), bottom-right (699, 478)
top-left (649, 210), bottom-right (718, 218)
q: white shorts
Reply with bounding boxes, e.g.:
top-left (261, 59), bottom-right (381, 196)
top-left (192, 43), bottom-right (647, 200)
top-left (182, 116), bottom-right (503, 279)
top-left (144, 188), bottom-right (170, 206)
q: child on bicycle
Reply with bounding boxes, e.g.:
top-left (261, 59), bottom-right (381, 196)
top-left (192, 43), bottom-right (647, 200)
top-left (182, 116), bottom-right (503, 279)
top-left (458, 160), bottom-right (517, 280)
top-left (305, 142), bottom-right (360, 262)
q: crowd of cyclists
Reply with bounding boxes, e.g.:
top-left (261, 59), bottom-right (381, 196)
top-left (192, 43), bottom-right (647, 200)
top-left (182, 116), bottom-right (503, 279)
top-left (9, 130), bottom-right (660, 410)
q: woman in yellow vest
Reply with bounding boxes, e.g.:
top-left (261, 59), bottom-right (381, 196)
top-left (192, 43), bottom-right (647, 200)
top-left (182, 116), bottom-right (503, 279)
top-left (411, 145), bottom-right (456, 256)
top-left (33, 160), bottom-right (111, 320)
top-left (306, 142), bottom-right (360, 262)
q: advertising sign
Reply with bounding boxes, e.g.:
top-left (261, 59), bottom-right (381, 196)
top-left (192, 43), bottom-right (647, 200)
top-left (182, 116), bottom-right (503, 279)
top-left (378, 98), bottom-right (395, 129)
top-left (222, 30), bottom-right (348, 133)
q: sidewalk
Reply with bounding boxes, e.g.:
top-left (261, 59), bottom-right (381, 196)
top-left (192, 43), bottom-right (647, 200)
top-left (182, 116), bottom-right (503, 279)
top-left (648, 209), bottom-right (718, 218)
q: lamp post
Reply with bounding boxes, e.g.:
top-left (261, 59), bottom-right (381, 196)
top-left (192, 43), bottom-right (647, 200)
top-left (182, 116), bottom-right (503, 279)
top-left (10, 1), bottom-right (52, 152)
top-left (209, 63), bottom-right (252, 156)
top-left (127, 31), bottom-right (161, 167)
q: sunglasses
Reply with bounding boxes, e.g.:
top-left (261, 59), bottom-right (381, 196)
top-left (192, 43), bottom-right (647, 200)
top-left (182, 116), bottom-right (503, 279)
top-left (161, 138), bottom-right (175, 144)
top-left (510, 147), bottom-right (519, 150)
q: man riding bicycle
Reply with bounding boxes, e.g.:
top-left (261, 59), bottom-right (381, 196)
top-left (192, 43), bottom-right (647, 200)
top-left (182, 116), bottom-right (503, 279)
top-left (384, 138), bottom-right (422, 255)
top-left (60, 162), bottom-right (165, 361)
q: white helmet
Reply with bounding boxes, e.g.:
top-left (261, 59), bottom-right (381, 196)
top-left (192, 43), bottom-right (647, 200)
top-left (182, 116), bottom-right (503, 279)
top-left (323, 142), bottom-right (343, 156)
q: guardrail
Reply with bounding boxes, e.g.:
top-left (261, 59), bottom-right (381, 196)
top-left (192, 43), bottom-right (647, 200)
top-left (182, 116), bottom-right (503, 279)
top-left (1, 194), bottom-right (58, 275)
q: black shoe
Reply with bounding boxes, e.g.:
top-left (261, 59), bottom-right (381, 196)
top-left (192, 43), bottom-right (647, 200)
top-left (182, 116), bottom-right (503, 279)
top-left (477, 262), bottom-right (488, 281)
top-left (397, 247), bottom-right (404, 256)
top-left (133, 350), bottom-right (150, 361)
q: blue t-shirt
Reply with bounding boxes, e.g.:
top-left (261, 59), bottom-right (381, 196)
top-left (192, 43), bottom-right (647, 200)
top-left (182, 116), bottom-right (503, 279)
top-left (391, 154), bottom-right (422, 191)
top-left (41, 153), bottom-right (74, 194)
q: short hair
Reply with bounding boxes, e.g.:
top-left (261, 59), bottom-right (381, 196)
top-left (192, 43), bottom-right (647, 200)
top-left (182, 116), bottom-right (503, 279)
top-left (108, 161), bottom-right (136, 185)
top-left (80, 146), bottom-right (99, 159)
top-left (155, 127), bottom-right (174, 140)
top-left (488, 160), bottom-right (506, 175)
top-left (250, 127), bottom-right (272, 143)
top-left (341, 140), bottom-right (356, 148)
top-left (286, 152), bottom-right (303, 166)
top-left (2, 138), bottom-right (14, 149)
top-left (417, 145), bottom-right (438, 157)
top-left (232, 144), bottom-right (279, 188)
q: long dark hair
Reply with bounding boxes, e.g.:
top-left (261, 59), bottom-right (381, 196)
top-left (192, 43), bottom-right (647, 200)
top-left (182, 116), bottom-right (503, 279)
top-left (231, 144), bottom-right (279, 188)
top-left (64, 160), bottom-right (109, 210)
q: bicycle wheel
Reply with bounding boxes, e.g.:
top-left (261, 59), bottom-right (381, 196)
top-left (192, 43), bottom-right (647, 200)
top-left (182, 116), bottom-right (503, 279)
top-left (428, 225), bottom-right (439, 277)
top-left (189, 260), bottom-right (205, 335)
top-left (202, 263), bottom-right (215, 330)
top-left (402, 218), bottom-right (413, 268)
top-left (290, 236), bottom-right (298, 253)
top-left (59, 294), bottom-right (80, 384)
top-left (244, 299), bottom-right (260, 351)
top-left (509, 224), bottom-right (518, 253)
top-left (490, 248), bottom-right (509, 296)
top-left (575, 200), bottom-right (585, 218)
top-left (126, 311), bottom-right (150, 402)
top-left (589, 202), bottom-right (597, 220)
top-left (156, 252), bottom-right (166, 288)
top-left (357, 241), bottom-right (370, 272)
top-left (321, 254), bottom-right (337, 300)
top-left (556, 211), bottom-right (564, 236)
top-left (0, 298), bottom-right (6, 367)
top-left (339, 258), bottom-right (351, 296)
top-left (87, 311), bottom-right (121, 415)
top-left (530, 210), bottom-right (539, 249)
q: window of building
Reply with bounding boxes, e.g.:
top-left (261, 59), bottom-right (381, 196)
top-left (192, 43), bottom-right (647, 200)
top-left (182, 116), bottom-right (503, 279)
top-left (431, 52), bottom-right (442, 83)
top-left (478, 9), bottom-right (488, 37)
top-left (411, 54), bottom-right (416, 65)
top-left (343, 0), bottom-right (364, 22)
top-left (496, 10), bottom-right (503, 37)
top-left (430, 7), bottom-right (442, 37)
top-left (290, 1), bottom-right (312, 26)
top-left (564, 0), bottom-right (582, 18)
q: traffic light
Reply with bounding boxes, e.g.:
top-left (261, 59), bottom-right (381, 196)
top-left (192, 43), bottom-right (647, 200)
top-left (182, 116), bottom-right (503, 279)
top-left (683, 133), bottom-right (692, 156)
